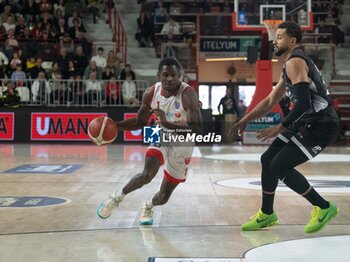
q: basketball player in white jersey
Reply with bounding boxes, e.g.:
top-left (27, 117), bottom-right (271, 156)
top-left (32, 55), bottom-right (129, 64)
top-left (97, 58), bottom-right (202, 225)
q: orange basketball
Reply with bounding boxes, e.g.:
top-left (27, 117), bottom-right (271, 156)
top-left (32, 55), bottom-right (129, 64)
top-left (88, 116), bottom-right (118, 145)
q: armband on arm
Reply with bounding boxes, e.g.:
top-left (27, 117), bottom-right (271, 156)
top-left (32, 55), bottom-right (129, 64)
top-left (281, 82), bottom-right (311, 127)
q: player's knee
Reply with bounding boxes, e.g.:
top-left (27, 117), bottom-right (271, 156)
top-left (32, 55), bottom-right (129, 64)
top-left (269, 159), bottom-right (285, 180)
top-left (260, 151), bottom-right (272, 169)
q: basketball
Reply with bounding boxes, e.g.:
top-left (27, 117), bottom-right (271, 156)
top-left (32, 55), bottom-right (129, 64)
top-left (88, 116), bottom-right (118, 145)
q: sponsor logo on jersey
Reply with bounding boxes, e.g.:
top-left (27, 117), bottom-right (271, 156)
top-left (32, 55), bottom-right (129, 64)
top-left (166, 112), bottom-right (175, 118)
top-left (312, 145), bottom-right (323, 154)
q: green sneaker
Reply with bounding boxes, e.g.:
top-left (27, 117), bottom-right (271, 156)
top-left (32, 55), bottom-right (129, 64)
top-left (304, 202), bottom-right (339, 234)
top-left (241, 209), bottom-right (279, 231)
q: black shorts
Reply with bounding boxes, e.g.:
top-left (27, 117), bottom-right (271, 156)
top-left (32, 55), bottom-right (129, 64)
top-left (277, 106), bottom-right (340, 160)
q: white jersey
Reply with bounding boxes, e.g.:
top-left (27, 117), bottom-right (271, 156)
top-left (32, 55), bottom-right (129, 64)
top-left (147, 81), bottom-right (194, 183)
top-left (150, 81), bottom-right (190, 128)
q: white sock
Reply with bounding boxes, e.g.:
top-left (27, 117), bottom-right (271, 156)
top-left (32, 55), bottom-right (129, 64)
top-left (145, 199), bottom-right (153, 209)
top-left (113, 190), bottom-right (125, 199)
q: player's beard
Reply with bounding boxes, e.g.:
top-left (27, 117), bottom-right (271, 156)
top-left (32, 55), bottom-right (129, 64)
top-left (165, 83), bottom-right (175, 91)
top-left (274, 46), bottom-right (288, 56)
top-left (165, 81), bottom-right (180, 91)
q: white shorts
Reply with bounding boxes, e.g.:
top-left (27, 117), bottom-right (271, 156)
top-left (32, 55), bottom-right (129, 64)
top-left (146, 144), bottom-right (194, 184)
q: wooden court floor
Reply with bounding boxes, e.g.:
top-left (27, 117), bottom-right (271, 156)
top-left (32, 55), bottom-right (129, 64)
top-left (0, 144), bottom-right (349, 262)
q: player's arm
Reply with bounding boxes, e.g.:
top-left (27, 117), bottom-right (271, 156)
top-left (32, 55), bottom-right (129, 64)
top-left (182, 87), bottom-right (203, 134)
top-left (256, 58), bottom-right (311, 141)
top-left (116, 87), bottom-right (153, 131)
top-left (280, 57), bottom-right (310, 128)
top-left (230, 74), bottom-right (286, 136)
top-left (152, 87), bottom-right (203, 134)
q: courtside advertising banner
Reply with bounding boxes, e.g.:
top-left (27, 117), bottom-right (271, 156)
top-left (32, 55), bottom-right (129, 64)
top-left (0, 112), bottom-right (14, 141)
top-left (123, 112), bottom-right (158, 142)
top-left (243, 112), bottom-right (282, 145)
top-left (31, 112), bottom-right (107, 141)
top-left (124, 113), bottom-right (142, 141)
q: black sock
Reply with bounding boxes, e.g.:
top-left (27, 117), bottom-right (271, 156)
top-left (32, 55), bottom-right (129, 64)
top-left (261, 192), bottom-right (275, 215)
top-left (304, 188), bottom-right (329, 209)
top-left (278, 169), bottom-right (329, 209)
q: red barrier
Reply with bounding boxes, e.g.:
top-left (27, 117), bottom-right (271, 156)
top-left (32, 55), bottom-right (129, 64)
top-left (107, 3), bottom-right (128, 64)
top-left (247, 60), bottom-right (283, 115)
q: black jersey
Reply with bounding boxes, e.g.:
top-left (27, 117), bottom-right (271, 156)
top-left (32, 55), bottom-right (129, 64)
top-left (282, 47), bottom-right (332, 122)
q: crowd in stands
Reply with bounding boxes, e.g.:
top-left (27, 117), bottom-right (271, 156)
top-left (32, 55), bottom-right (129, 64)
top-left (0, 45), bottom-right (140, 107)
top-left (1, 0), bottom-right (347, 107)
top-left (0, 0), bottom-right (142, 108)
top-left (136, 0), bottom-right (235, 48)
top-left (145, 0), bottom-right (235, 17)
top-left (312, 0), bottom-right (342, 24)
top-left (311, 0), bottom-right (345, 45)
top-left (135, 0), bottom-right (346, 49)
top-left (136, 0), bottom-right (220, 59)
top-left (0, 51), bottom-right (140, 108)
top-left (0, 0), bottom-right (93, 83)
top-left (0, 1), bottom-right (93, 58)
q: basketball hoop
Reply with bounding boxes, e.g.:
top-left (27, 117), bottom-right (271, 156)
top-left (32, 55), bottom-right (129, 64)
top-left (263, 19), bottom-right (284, 41)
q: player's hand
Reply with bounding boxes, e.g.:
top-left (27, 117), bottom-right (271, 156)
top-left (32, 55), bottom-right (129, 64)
top-left (230, 120), bottom-right (247, 137)
top-left (151, 108), bottom-right (167, 125)
top-left (256, 124), bottom-right (285, 142)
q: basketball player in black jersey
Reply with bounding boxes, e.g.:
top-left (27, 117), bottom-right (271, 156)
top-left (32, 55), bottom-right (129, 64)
top-left (232, 21), bottom-right (340, 233)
